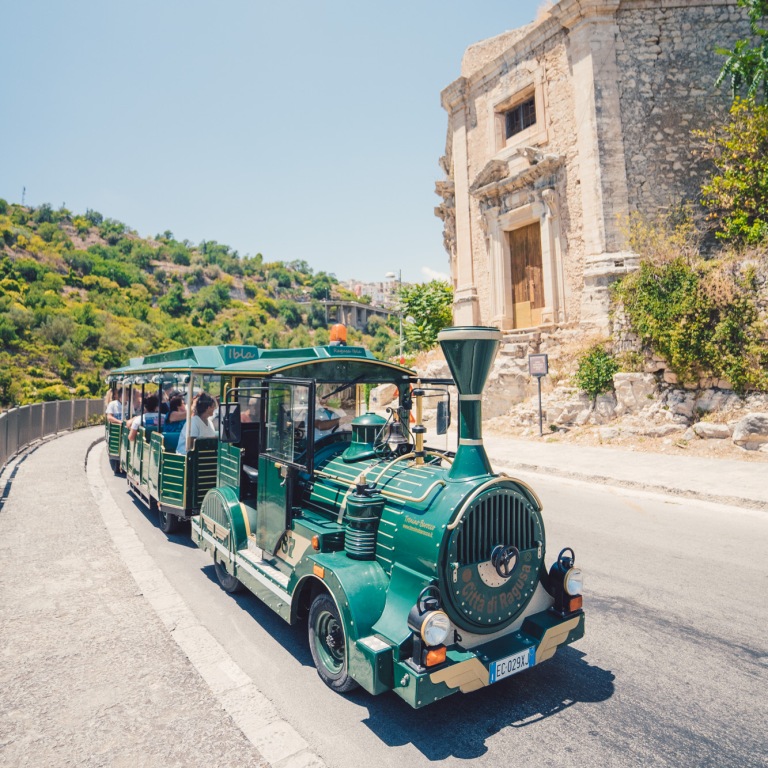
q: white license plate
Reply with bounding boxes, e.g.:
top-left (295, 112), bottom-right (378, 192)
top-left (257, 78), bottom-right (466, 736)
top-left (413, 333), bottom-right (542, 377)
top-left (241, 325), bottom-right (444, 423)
top-left (489, 647), bottom-right (535, 684)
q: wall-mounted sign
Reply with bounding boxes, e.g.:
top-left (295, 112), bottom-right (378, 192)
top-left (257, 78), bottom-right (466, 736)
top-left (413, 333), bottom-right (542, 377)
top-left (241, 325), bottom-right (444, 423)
top-left (528, 354), bottom-right (549, 377)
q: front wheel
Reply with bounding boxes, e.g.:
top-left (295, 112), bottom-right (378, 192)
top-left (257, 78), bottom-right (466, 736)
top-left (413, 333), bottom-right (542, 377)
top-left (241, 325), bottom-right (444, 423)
top-left (158, 504), bottom-right (178, 534)
top-left (308, 592), bottom-right (358, 693)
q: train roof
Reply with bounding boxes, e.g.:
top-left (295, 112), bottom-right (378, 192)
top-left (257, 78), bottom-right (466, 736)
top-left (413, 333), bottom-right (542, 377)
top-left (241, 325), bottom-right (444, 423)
top-left (107, 345), bottom-right (262, 378)
top-left (108, 344), bottom-right (412, 381)
top-left (218, 344), bottom-right (413, 381)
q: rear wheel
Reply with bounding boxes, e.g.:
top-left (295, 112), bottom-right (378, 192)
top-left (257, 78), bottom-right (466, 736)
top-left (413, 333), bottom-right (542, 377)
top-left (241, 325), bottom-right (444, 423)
top-left (214, 557), bottom-right (243, 593)
top-left (109, 458), bottom-right (121, 475)
top-left (308, 592), bottom-right (358, 693)
top-left (158, 504), bottom-right (178, 534)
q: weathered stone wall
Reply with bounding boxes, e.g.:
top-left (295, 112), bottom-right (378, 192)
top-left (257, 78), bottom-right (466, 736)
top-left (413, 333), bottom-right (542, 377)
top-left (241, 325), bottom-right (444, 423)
top-left (616, 1), bottom-right (750, 212)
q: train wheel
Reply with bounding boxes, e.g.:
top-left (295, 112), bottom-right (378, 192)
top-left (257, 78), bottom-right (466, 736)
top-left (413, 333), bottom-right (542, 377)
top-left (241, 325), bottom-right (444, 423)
top-left (308, 593), bottom-right (358, 693)
top-left (158, 505), bottom-right (178, 534)
top-left (214, 557), bottom-right (243, 594)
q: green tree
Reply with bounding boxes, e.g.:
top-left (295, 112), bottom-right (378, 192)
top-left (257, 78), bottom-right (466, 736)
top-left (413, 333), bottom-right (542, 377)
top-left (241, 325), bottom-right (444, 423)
top-left (32, 203), bottom-right (55, 224)
top-left (698, 98), bottom-right (768, 243)
top-left (398, 280), bottom-right (453, 351)
top-left (277, 299), bottom-right (302, 328)
top-left (85, 209), bottom-right (103, 226)
top-left (159, 283), bottom-right (187, 317)
top-left (716, 0), bottom-right (768, 100)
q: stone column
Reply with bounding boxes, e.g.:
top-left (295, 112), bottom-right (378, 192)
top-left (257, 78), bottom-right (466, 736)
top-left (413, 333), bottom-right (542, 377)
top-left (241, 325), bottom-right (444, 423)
top-left (541, 188), bottom-right (568, 323)
top-left (483, 207), bottom-right (515, 330)
top-left (441, 78), bottom-right (479, 325)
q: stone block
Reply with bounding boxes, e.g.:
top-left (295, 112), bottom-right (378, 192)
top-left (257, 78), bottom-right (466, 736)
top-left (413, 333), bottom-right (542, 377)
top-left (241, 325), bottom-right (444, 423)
top-left (692, 422), bottom-right (731, 439)
top-left (613, 372), bottom-right (657, 416)
top-left (732, 413), bottom-right (768, 450)
top-left (666, 390), bottom-right (695, 420)
top-left (369, 383), bottom-right (397, 410)
top-left (591, 393), bottom-right (618, 425)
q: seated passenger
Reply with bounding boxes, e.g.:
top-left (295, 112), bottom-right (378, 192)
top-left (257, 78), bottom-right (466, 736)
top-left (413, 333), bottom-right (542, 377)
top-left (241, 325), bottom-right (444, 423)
top-left (177, 392), bottom-right (217, 455)
top-left (128, 394), bottom-right (160, 442)
top-left (163, 393), bottom-right (187, 432)
top-left (105, 386), bottom-right (125, 425)
top-left (129, 387), bottom-right (142, 418)
top-left (240, 396), bottom-right (260, 424)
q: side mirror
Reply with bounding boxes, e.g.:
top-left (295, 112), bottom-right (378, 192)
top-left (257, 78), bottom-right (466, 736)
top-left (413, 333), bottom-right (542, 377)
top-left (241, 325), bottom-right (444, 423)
top-left (219, 403), bottom-right (242, 443)
top-left (436, 400), bottom-right (451, 436)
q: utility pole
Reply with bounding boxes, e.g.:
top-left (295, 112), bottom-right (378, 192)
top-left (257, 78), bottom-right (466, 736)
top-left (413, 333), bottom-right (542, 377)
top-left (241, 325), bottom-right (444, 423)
top-left (385, 270), bottom-right (403, 363)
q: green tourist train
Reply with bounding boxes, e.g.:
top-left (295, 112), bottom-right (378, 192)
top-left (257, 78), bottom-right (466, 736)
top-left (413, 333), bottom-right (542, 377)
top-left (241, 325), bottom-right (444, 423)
top-left (104, 326), bottom-right (584, 708)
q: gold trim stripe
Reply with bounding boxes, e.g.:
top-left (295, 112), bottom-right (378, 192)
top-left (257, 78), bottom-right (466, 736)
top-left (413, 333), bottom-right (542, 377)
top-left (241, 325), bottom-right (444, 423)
top-left (535, 616), bottom-right (580, 663)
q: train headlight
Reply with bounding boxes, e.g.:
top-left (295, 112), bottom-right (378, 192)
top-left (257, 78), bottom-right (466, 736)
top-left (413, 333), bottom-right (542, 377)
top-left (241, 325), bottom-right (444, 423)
top-left (564, 567), bottom-right (583, 596)
top-left (406, 586), bottom-right (452, 670)
top-left (420, 610), bottom-right (451, 646)
top-left (548, 548), bottom-right (584, 616)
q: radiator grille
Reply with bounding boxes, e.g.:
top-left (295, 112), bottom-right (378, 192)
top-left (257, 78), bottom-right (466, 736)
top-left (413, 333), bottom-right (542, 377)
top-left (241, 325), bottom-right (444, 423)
top-left (455, 488), bottom-right (541, 566)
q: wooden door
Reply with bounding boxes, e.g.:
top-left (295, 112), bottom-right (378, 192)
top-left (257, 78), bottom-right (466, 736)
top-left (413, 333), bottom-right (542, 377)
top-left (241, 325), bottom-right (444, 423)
top-left (509, 223), bottom-right (544, 328)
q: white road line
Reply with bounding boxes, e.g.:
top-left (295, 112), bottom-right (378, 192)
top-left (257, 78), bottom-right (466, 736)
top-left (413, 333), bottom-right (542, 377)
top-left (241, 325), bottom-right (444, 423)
top-left (86, 445), bottom-right (325, 768)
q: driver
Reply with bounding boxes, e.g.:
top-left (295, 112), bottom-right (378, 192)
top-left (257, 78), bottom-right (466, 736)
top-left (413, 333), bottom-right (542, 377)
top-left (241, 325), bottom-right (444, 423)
top-left (313, 398), bottom-right (340, 441)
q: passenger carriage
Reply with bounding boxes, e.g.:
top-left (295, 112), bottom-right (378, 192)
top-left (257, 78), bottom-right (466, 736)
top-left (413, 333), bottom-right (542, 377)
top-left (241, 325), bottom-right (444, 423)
top-left (106, 328), bottom-right (585, 707)
top-left (105, 345), bottom-right (260, 531)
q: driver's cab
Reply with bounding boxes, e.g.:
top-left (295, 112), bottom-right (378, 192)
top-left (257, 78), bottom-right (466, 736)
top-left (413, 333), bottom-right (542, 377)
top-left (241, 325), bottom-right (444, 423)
top-left (219, 376), bottom-right (365, 555)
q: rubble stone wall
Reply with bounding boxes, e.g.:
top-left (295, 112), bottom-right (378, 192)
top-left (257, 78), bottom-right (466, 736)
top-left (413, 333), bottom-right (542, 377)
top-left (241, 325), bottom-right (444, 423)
top-left (615, 1), bottom-right (751, 213)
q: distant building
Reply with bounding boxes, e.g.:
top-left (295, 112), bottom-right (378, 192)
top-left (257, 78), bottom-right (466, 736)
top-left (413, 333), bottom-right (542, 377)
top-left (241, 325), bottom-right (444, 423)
top-left (343, 279), bottom-right (407, 309)
top-left (435, 0), bottom-right (749, 331)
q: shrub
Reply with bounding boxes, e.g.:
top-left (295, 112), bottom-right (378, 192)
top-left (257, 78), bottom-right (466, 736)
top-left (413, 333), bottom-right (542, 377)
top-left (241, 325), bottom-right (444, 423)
top-left (574, 345), bottom-right (619, 401)
top-left (73, 216), bottom-right (90, 235)
top-left (614, 256), bottom-right (768, 392)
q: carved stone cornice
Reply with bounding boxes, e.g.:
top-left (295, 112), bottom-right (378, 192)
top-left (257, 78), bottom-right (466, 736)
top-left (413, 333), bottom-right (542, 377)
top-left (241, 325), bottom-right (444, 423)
top-left (469, 153), bottom-right (565, 200)
top-left (440, 77), bottom-right (468, 113)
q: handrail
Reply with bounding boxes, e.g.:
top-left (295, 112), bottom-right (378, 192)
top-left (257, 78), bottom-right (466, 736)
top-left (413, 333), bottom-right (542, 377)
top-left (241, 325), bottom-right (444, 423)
top-left (0, 398), bottom-right (102, 472)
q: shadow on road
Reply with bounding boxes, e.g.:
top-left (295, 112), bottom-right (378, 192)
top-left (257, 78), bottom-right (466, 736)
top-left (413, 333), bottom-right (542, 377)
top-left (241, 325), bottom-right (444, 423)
top-left (199, 563), bottom-right (313, 666)
top-left (197, 561), bottom-right (615, 760)
top-left (126, 491), bottom-right (197, 548)
top-left (357, 646), bottom-right (614, 760)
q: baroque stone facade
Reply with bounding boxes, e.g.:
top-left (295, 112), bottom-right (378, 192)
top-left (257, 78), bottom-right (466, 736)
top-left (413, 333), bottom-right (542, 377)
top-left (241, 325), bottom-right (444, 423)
top-left (435, 0), bottom-right (750, 330)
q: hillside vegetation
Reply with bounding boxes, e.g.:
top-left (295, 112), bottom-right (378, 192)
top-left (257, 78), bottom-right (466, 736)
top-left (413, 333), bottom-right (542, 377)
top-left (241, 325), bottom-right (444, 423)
top-left (0, 201), bottom-right (398, 406)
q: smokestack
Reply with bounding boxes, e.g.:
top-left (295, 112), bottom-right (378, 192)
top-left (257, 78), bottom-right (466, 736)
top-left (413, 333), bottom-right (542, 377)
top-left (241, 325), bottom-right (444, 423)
top-left (437, 326), bottom-right (502, 480)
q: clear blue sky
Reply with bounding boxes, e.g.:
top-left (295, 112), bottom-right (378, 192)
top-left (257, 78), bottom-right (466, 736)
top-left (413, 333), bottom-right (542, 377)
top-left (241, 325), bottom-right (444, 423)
top-left (1, 1), bottom-right (542, 284)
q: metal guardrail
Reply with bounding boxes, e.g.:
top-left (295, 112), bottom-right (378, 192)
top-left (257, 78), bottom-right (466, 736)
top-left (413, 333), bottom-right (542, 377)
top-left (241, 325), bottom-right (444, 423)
top-left (0, 398), bottom-right (102, 471)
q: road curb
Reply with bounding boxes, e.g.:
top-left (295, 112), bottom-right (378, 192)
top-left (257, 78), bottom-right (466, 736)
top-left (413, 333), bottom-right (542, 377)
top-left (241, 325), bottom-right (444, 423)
top-left (495, 460), bottom-right (766, 511)
top-left (85, 445), bottom-right (326, 768)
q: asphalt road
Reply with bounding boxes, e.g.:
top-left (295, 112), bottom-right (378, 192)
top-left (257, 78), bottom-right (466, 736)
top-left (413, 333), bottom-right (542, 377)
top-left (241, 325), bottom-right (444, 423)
top-left (99, 451), bottom-right (767, 768)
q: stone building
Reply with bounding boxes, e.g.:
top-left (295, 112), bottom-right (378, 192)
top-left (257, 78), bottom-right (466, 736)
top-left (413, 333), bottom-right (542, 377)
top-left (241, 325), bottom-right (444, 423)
top-left (435, 0), bottom-right (750, 331)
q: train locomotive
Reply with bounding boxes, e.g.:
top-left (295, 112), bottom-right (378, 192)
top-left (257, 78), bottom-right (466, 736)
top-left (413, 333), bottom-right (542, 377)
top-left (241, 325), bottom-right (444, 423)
top-left (106, 326), bottom-right (584, 707)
